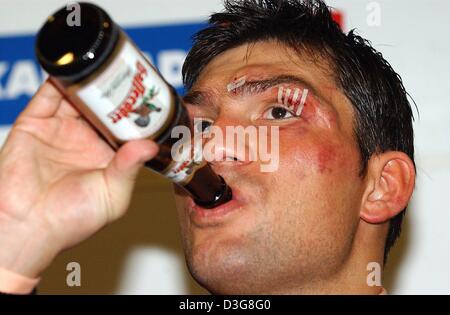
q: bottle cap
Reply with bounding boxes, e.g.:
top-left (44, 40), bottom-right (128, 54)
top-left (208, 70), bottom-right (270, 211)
top-left (35, 2), bottom-right (119, 83)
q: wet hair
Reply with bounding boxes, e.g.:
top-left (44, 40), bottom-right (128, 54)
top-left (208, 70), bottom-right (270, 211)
top-left (182, 0), bottom-right (416, 262)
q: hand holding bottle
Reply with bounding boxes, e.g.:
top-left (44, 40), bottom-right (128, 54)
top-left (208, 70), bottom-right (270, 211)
top-left (0, 80), bottom-right (158, 279)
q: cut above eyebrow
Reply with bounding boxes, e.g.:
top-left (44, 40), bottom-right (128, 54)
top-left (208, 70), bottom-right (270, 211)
top-left (183, 74), bottom-right (316, 106)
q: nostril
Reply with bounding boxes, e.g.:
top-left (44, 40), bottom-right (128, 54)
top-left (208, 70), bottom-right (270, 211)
top-left (207, 147), bottom-right (251, 165)
top-left (224, 156), bottom-right (240, 162)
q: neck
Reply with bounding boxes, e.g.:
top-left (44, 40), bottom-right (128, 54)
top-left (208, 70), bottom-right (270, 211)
top-left (266, 220), bottom-right (388, 295)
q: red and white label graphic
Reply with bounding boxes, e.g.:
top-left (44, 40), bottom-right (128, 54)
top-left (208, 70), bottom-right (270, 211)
top-left (77, 41), bottom-right (173, 142)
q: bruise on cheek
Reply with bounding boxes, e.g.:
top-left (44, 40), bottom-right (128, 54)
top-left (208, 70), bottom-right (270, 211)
top-left (315, 145), bottom-right (338, 174)
top-left (280, 123), bottom-right (340, 175)
top-left (314, 136), bottom-right (362, 177)
top-left (287, 140), bottom-right (339, 175)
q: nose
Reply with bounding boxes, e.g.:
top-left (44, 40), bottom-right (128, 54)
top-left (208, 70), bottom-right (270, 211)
top-left (202, 119), bottom-right (254, 168)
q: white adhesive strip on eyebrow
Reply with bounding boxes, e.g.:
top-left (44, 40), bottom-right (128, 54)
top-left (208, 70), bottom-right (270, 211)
top-left (277, 86), bottom-right (284, 103)
top-left (291, 88), bottom-right (300, 105)
top-left (227, 76), bottom-right (246, 92)
top-left (283, 88), bottom-right (291, 105)
top-left (297, 88), bottom-right (309, 115)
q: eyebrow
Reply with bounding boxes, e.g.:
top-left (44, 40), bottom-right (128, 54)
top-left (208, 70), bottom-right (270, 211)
top-left (183, 74), bottom-right (317, 106)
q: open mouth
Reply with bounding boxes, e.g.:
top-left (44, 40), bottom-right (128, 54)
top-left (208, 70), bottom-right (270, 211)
top-left (186, 185), bottom-right (246, 228)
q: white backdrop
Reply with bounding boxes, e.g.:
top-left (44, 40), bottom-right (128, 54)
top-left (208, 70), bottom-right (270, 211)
top-left (0, 0), bottom-right (449, 294)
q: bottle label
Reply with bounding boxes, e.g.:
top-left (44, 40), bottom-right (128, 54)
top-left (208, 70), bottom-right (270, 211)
top-left (163, 134), bottom-right (206, 185)
top-left (76, 41), bottom-right (173, 142)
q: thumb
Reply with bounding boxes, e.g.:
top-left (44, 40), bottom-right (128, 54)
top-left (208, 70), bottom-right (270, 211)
top-left (103, 139), bottom-right (159, 221)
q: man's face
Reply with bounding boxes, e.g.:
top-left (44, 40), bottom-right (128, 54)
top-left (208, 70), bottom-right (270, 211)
top-left (174, 41), bottom-right (365, 294)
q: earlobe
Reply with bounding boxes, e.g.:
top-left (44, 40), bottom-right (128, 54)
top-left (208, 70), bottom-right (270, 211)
top-left (360, 152), bottom-right (415, 224)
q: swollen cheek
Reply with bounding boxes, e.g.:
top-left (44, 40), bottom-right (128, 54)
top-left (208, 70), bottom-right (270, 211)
top-left (277, 124), bottom-right (351, 178)
top-left (278, 142), bottom-right (310, 179)
top-left (314, 145), bottom-right (339, 174)
top-left (279, 135), bottom-right (341, 177)
top-left (314, 143), bottom-right (362, 182)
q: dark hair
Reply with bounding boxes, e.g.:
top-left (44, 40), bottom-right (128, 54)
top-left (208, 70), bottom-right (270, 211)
top-left (182, 0), bottom-right (415, 262)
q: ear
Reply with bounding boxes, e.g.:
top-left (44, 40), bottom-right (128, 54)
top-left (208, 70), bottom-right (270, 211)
top-left (360, 152), bottom-right (416, 224)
